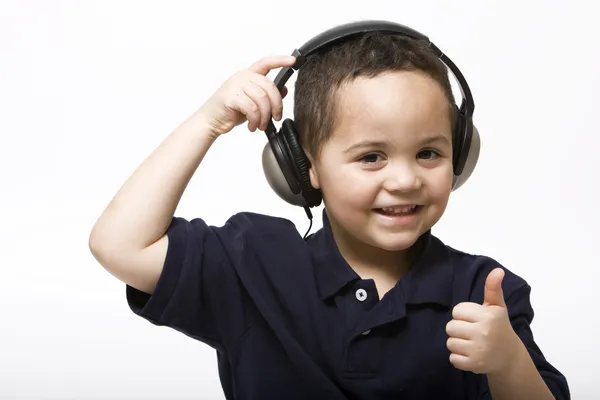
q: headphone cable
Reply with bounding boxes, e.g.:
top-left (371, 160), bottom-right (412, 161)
top-left (303, 206), bottom-right (313, 240)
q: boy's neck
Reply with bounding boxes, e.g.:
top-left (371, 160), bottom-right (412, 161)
top-left (328, 218), bottom-right (423, 284)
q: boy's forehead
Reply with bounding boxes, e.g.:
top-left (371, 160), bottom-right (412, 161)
top-left (334, 71), bottom-right (449, 114)
top-left (327, 72), bottom-right (453, 145)
top-left (326, 123), bottom-right (451, 149)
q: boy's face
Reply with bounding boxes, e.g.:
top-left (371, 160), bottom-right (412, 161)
top-left (308, 70), bottom-right (454, 253)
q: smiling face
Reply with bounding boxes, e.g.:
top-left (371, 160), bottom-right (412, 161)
top-left (309, 70), bottom-right (454, 256)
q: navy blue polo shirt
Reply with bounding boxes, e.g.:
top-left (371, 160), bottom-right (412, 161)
top-left (126, 209), bottom-right (569, 399)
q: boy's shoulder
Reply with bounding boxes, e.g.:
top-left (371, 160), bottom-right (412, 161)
top-left (433, 235), bottom-right (531, 305)
top-left (220, 211), bottom-right (302, 236)
top-left (202, 210), bottom-right (307, 247)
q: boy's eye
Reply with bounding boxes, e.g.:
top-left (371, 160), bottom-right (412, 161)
top-left (360, 153), bottom-right (383, 164)
top-left (417, 149), bottom-right (440, 160)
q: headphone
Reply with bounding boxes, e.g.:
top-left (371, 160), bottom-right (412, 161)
top-left (261, 20), bottom-right (481, 212)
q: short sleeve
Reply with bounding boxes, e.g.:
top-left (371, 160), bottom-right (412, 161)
top-left (126, 214), bottom-right (254, 350)
top-left (477, 284), bottom-right (571, 399)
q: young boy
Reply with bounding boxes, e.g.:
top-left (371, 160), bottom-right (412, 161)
top-left (89, 25), bottom-right (569, 399)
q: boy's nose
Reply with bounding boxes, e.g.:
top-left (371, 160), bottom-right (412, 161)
top-left (382, 164), bottom-right (422, 193)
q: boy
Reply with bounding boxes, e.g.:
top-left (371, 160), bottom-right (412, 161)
top-left (89, 25), bottom-right (569, 399)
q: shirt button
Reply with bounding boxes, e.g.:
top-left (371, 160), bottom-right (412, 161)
top-left (355, 288), bottom-right (367, 302)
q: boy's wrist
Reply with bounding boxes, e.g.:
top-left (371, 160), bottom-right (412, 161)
top-left (184, 108), bottom-right (222, 142)
top-left (488, 331), bottom-right (527, 379)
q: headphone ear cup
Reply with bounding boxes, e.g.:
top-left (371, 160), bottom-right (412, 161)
top-left (279, 119), bottom-right (322, 207)
top-left (262, 141), bottom-right (308, 207)
top-left (451, 106), bottom-right (466, 173)
top-left (452, 123), bottom-right (480, 191)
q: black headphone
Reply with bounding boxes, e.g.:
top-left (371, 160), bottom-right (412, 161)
top-left (261, 20), bottom-right (480, 212)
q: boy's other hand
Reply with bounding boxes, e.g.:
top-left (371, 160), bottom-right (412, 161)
top-left (445, 268), bottom-right (522, 375)
top-left (196, 55), bottom-right (296, 138)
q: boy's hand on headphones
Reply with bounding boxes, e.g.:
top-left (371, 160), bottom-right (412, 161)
top-left (445, 268), bottom-right (523, 375)
top-left (196, 55), bottom-right (296, 138)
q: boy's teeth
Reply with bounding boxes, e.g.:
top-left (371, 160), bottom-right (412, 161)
top-left (382, 205), bottom-right (417, 214)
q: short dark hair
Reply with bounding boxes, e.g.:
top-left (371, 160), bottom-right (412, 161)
top-left (293, 31), bottom-right (456, 159)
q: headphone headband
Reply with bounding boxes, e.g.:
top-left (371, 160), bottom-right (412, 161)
top-left (298, 20), bottom-right (428, 60)
top-left (272, 20), bottom-right (474, 120)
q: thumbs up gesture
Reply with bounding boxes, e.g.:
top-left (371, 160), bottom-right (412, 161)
top-left (445, 268), bottom-right (521, 374)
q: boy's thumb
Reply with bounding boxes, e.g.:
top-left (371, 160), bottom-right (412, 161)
top-left (483, 268), bottom-right (506, 307)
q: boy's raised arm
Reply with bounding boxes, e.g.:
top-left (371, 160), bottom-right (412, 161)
top-left (88, 55), bottom-right (296, 294)
top-left (88, 115), bottom-right (217, 294)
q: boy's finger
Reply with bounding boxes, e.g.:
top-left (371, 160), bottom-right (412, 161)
top-left (483, 268), bottom-right (506, 308)
top-left (445, 319), bottom-right (475, 340)
top-left (446, 337), bottom-right (471, 356)
top-left (229, 93), bottom-right (260, 131)
top-left (249, 74), bottom-right (284, 121)
top-left (451, 302), bottom-right (484, 323)
top-left (243, 84), bottom-right (271, 131)
top-left (449, 353), bottom-right (471, 372)
top-left (248, 55), bottom-right (296, 75)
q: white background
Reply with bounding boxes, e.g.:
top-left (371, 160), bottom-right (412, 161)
top-left (1, 0), bottom-right (598, 398)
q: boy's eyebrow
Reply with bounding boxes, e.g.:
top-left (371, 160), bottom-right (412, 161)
top-left (343, 134), bottom-right (450, 154)
top-left (420, 134), bottom-right (451, 146)
top-left (343, 140), bottom-right (391, 154)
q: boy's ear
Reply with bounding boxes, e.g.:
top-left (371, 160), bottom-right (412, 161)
top-left (306, 153), bottom-right (321, 189)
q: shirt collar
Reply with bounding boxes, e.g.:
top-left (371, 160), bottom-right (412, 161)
top-left (310, 209), bottom-right (361, 300)
top-left (310, 208), bottom-right (454, 308)
top-left (399, 233), bottom-right (454, 308)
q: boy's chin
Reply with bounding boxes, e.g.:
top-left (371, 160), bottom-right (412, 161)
top-left (367, 232), bottom-right (422, 252)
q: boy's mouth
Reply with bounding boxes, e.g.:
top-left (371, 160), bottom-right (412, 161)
top-left (374, 205), bottom-right (423, 216)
